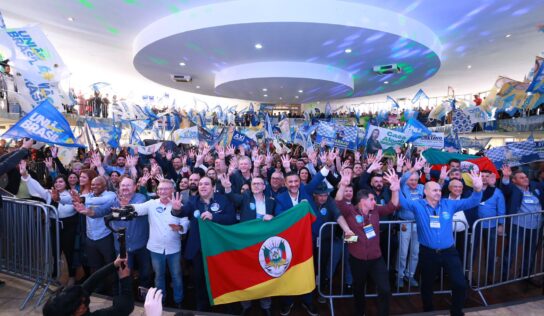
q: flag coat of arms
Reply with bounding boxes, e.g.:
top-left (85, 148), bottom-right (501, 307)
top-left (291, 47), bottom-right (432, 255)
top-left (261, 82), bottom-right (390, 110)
top-left (200, 202), bottom-right (316, 305)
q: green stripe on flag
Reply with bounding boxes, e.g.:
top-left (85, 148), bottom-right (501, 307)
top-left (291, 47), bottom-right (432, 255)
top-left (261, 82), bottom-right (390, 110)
top-left (422, 148), bottom-right (478, 165)
top-left (199, 202), bottom-right (314, 257)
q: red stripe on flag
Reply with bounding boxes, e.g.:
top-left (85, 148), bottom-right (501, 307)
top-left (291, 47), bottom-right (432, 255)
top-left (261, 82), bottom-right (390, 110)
top-left (206, 213), bottom-right (314, 299)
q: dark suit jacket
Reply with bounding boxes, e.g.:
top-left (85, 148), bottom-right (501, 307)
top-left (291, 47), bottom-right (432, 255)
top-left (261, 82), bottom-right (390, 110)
top-left (226, 191), bottom-right (275, 222)
top-left (274, 171), bottom-right (325, 215)
top-left (500, 180), bottom-right (544, 215)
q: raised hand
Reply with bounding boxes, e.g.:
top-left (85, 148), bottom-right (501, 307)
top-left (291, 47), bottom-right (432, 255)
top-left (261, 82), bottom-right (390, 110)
top-left (341, 160), bottom-right (351, 171)
top-left (188, 149), bottom-right (196, 159)
top-left (366, 153), bottom-right (376, 164)
top-left (226, 145), bottom-right (235, 156)
top-left (281, 154), bottom-right (291, 170)
top-left (19, 160), bottom-right (28, 177)
top-left (308, 151), bottom-right (317, 165)
top-left (501, 165), bottom-right (511, 178)
top-left (166, 150), bottom-right (173, 161)
top-left (366, 157), bottom-right (383, 173)
top-left (218, 173), bottom-right (232, 189)
top-left (44, 157), bottom-right (54, 171)
top-left (396, 154), bottom-right (405, 170)
top-left (319, 152), bottom-right (328, 165)
top-left (384, 169), bottom-right (400, 192)
top-left (412, 156), bottom-right (426, 171)
top-left (91, 152), bottom-right (102, 167)
top-left (423, 162), bottom-right (431, 175)
top-left (154, 173), bottom-right (164, 182)
top-left (470, 170), bottom-right (483, 192)
top-left (22, 138), bottom-right (34, 149)
top-left (217, 146), bottom-right (226, 160)
top-left (171, 192), bottom-right (183, 210)
top-left (340, 168), bottom-right (352, 186)
top-left (51, 188), bottom-right (60, 203)
top-left (439, 165), bottom-right (450, 181)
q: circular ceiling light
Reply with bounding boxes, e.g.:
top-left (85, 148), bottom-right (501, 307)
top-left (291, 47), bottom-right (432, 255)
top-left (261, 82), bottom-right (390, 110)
top-left (505, 34), bottom-right (512, 38)
top-left (67, 17), bottom-right (75, 22)
top-left (384, 81), bottom-right (389, 84)
top-left (298, 89), bottom-right (303, 93)
top-left (255, 43), bottom-right (263, 49)
top-left (263, 94), bottom-right (268, 97)
top-left (344, 48), bottom-right (352, 53)
top-left (196, 85), bottom-right (200, 89)
top-left (179, 62), bottom-right (186, 66)
top-left (467, 65), bottom-right (472, 69)
top-left (262, 88), bottom-right (267, 91)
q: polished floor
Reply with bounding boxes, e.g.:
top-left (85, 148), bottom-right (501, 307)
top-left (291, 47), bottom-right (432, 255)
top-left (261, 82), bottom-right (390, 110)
top-left (1, 272), bottom-right (543, 316)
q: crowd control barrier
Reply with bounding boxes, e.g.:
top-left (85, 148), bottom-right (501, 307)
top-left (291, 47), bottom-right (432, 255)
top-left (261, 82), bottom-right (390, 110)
top-left (317, 220), bottom-right (468, 316)
top-left (469, 211), bottom-right (544, 306)
top-left (0, 197), bottom-right (60, 310)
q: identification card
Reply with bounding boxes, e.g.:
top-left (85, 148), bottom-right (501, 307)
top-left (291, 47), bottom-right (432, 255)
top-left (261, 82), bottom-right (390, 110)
top-left (523, 199), bottom-right (535, 204)
top-left (430, 215), bottom-right (440, 229)
top-left (363, 224), bottom-right (376, 239)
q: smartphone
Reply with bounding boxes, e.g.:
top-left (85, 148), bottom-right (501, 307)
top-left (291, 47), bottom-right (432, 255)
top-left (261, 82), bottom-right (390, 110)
top-left (344, 235), bottom-right (358, 243)
top-left (138, 286), bottom-right (149, 298)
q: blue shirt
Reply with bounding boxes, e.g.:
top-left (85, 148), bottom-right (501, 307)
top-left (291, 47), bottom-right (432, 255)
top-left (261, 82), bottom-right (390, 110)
top-left (104, 165), bottom-right (126, 175)
top-left (400, 190), bottom-right (482, 249)
top-left (513, 190), bottom-right (542, 229)
top-left (398, 171), bottom-right (424, 220)
top-left (111, 193), bottom-right (149, 252)
top-left (84, 191), bottom-right (117, 240)
top-left (477, 188), bottom-right (506, 228)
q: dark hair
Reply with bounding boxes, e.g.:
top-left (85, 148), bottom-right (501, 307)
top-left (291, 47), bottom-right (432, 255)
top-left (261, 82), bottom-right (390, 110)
top-left (285, 171), bottom-right (300, 179)
top-left (369, 173), bottom-right (383, 181)
top-left (200, 176), bottom-right (216, 187)
top-left (512, 170), bottom-right (526, 178)
top-left (110, 171), bottom-right (121, 177)
top-left (449, 168), bottom-right (461, 174)
top-left (354, 189), bottom-right (374, 204)
top-left (448, 159), bottom-right (461, 165)
top-left (298, 167), bottom-right (312, 182)
top-left (42, 285), bottom-right (89, 316)
top-left (481, 169), bottom-right (493, 174)
top-left (54, 175), bottom-right (68, 185)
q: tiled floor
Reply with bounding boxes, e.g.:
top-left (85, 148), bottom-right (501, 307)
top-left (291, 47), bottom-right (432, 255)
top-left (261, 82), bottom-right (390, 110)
top-left (1, 272), bottom-right (543, 315)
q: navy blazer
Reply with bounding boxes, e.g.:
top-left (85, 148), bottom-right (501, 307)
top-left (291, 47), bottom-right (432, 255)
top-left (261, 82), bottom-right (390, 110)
top-left (226, 191), bottom-right (275, 222)
top-left (173, 193), bottom-right (236, 260)
top-left (274, 171), bottom-right (325, 215)
top-left (500, 180), bottom-right (544, 215)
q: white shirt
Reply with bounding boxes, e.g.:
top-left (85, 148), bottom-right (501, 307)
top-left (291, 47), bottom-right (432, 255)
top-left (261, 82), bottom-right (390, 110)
top-left (449, 195), bottom-right (469, 232)
top-left (255, 198), bottom-right (266, 217)
top-left (133, 199), bottom-right (190, 255)
top-left (289, 191), bottom-right (300, 206)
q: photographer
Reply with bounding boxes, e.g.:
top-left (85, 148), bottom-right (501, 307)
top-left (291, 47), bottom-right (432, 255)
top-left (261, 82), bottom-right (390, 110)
top-left (42, 256), bottom-right (134, 316)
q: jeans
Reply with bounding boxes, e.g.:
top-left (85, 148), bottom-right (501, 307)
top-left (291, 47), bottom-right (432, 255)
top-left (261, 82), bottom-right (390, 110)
top-left (472, 226), bottom-right (497, 276)
top-left (150, 251), bottom-right (183, 304)
top-left (502, 224), bottom-right (541, 279)
top-left (124, 247), bottom-right (152, 288)
top-left (348, 255), bottom-right (390, 316)
top-left (397, 222), bottom-right (419, 278)
top-left (419, 245), bottom-right (467, 316)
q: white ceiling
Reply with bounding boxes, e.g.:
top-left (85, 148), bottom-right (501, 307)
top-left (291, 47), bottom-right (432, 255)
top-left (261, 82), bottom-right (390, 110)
top-left (1, 0), bottom-right (543, 105)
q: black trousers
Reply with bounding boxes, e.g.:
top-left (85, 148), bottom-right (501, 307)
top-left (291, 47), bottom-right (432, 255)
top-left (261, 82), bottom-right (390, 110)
top-left (51, 214), bottom-right (78, 277)
top-left (348, 255), bottom-right (390, 316)
top-left (192, 251), bottom-right (211, 312)
top-left (419, 245), bottom-right (467, 316)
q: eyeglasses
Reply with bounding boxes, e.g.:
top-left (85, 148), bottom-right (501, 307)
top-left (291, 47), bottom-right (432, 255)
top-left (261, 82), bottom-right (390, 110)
top-left (157, 187), bottom-right (172, 192)
top-left (251, 182), bottom-right (265, 186)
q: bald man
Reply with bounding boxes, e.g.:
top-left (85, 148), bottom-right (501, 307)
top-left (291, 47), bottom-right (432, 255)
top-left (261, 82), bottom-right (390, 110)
top-left (399, 171), bottom-right (483, 316)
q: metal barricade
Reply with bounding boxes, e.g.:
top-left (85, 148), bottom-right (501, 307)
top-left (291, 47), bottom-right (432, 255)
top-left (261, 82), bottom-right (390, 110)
top-left (469, 211), bottom-right (544, 306)
top-left (317, 220), bottom-right (468, 316)
top-left (0, 197), bottom-right (61, 310)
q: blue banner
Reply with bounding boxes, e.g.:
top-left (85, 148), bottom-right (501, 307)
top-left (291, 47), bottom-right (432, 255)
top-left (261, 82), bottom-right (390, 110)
top-left (231, 130), bottom-right (255, 148)
top-left (403, 118), bottom-right (432, 142)
top-left (315, 121), bottom-right (357, 150)
top-left (2, 100), bottom-right (83, 147)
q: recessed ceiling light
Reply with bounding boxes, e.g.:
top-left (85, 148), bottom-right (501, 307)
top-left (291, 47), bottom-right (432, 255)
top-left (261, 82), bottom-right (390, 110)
top-left (67, 17), bottom-right (74, 22)
top-left (196, 85), bottom-right (200, 89)
top-left (262, 88), bottom-right (267, 92)
top-left (467, 65), bottom-right (472, 69)
top-left (345, 48), bottom-right (352, 53)
top-left (279, 97), bottom-right (283, 100)
top-left (505, 34), bottom-right (511, 38)
top-left (384, 81), bottom-right (389, 84)
top-left (298, 90), bottom-right (303, 93)
top-left (255, 43), bottom-right (263, 49)
top-left (179, 62), bottom-right (186, 66)
top-left (295, 96), bottom-right (299, 99)
top-left (263, 94), bottom-right (268, 97)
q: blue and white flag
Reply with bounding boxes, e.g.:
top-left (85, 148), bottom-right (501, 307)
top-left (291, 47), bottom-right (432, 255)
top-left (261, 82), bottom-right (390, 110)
top-left (2, 100), bottom-right (83, 147)
top-left (231, 130), bottom-right (255, 148)
top-left (459, 137), bottom-right (492, 150)
top-left (172, 126), bottom-right (198, 145)
top-left (90, 82), bottom-right (111, 92)
top-left (452, 108), bottom-right (473, 134)
top-left (404, 109), bottom-right (419, 121)
top-left (265, 113), bottom-right (274, 139)
top-left (87, 118), bottom-right (121, 148)
top-left (325, 102), bottom-right (332, 117)
top-left (387, 95), bottom-right (400, 109)
top-left (527, 57), bottom-right (544, 94)
top-left (316, 121), bottom-right (358, 150)
top-left (411, 89), bottom-right (429, 104)
top-left (403, 118), bottom-right (432, 142)
top-left (485, 140), bottom-right (541, 168)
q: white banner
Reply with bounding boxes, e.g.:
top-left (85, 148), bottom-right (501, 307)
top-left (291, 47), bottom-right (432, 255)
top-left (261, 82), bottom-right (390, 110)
top-left (413, 132), bottom-right (444, 149)
top-left (172, 127), bottom-right (198, 145)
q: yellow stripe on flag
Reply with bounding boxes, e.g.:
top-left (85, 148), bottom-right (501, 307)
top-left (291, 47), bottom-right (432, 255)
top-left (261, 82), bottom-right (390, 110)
top-left (213, 257), bottom-right (315, 305)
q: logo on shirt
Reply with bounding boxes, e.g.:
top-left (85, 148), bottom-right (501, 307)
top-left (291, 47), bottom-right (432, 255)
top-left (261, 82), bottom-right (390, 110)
top-left (441, 211), bottom-right (451, 220)
top-left (259, 236), bottom-right (292, 278)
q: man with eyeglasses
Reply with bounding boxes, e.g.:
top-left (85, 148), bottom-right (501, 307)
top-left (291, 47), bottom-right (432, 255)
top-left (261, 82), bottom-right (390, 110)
top-left (265, 170), bottom-right (286, 198)
top-left (126, 179), bottom-right (189, 309)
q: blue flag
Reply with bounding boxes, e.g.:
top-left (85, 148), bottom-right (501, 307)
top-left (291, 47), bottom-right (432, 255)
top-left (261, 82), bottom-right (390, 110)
top-left (387, 95), bottom-right (399, 109)
top-left (403, 118), bottom-right (432, 142)
top-left (325, 102), bottom-right (332, 117)
top-left (231, 130), bottom-right (254, 147)
top-left (265, 113), bottom-right (274, 139)
top-left (404, 109), bottom-right (419, 121)
top-left (411, 89), bottom-right (429, 104)
top-left (2, 100), bottom-right (83, 147)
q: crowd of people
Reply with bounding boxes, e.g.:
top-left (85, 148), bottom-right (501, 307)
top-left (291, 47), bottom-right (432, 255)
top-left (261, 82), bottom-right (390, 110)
top-left (0, 135), bottom-right (542, 316)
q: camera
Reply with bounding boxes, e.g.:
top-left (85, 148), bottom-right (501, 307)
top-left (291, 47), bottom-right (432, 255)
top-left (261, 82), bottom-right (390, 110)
top-left (110, 205), bottom-right (138, 221)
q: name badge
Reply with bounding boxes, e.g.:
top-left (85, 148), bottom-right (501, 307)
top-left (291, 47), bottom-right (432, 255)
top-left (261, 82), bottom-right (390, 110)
top-left (523, 199), bottom-right (535, 204)
top-left (430, 215), bottom-right (440, 229)
top-left (320, 208), bottom-right (327, 216)
top-left (363, 224), bottom-right (376, 239)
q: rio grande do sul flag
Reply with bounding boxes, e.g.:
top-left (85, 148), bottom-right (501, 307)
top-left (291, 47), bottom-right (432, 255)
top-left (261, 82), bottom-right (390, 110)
top-left (200, 202), bottom-right (316, 305)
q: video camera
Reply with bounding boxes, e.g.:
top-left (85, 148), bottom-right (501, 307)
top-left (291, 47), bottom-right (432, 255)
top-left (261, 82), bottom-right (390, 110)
top-left (104, 205), bottom-right (138, 269)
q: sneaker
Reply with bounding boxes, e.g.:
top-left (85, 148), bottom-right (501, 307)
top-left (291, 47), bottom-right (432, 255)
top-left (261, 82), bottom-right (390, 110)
top-left (397, 277), bottom-right (404, 288)
top-left (280, 303), bottom-right (294, 316)
top-left (407, 276), bottom-right (419, 287)
top-left (302, 302), bottom-right (319, 316)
